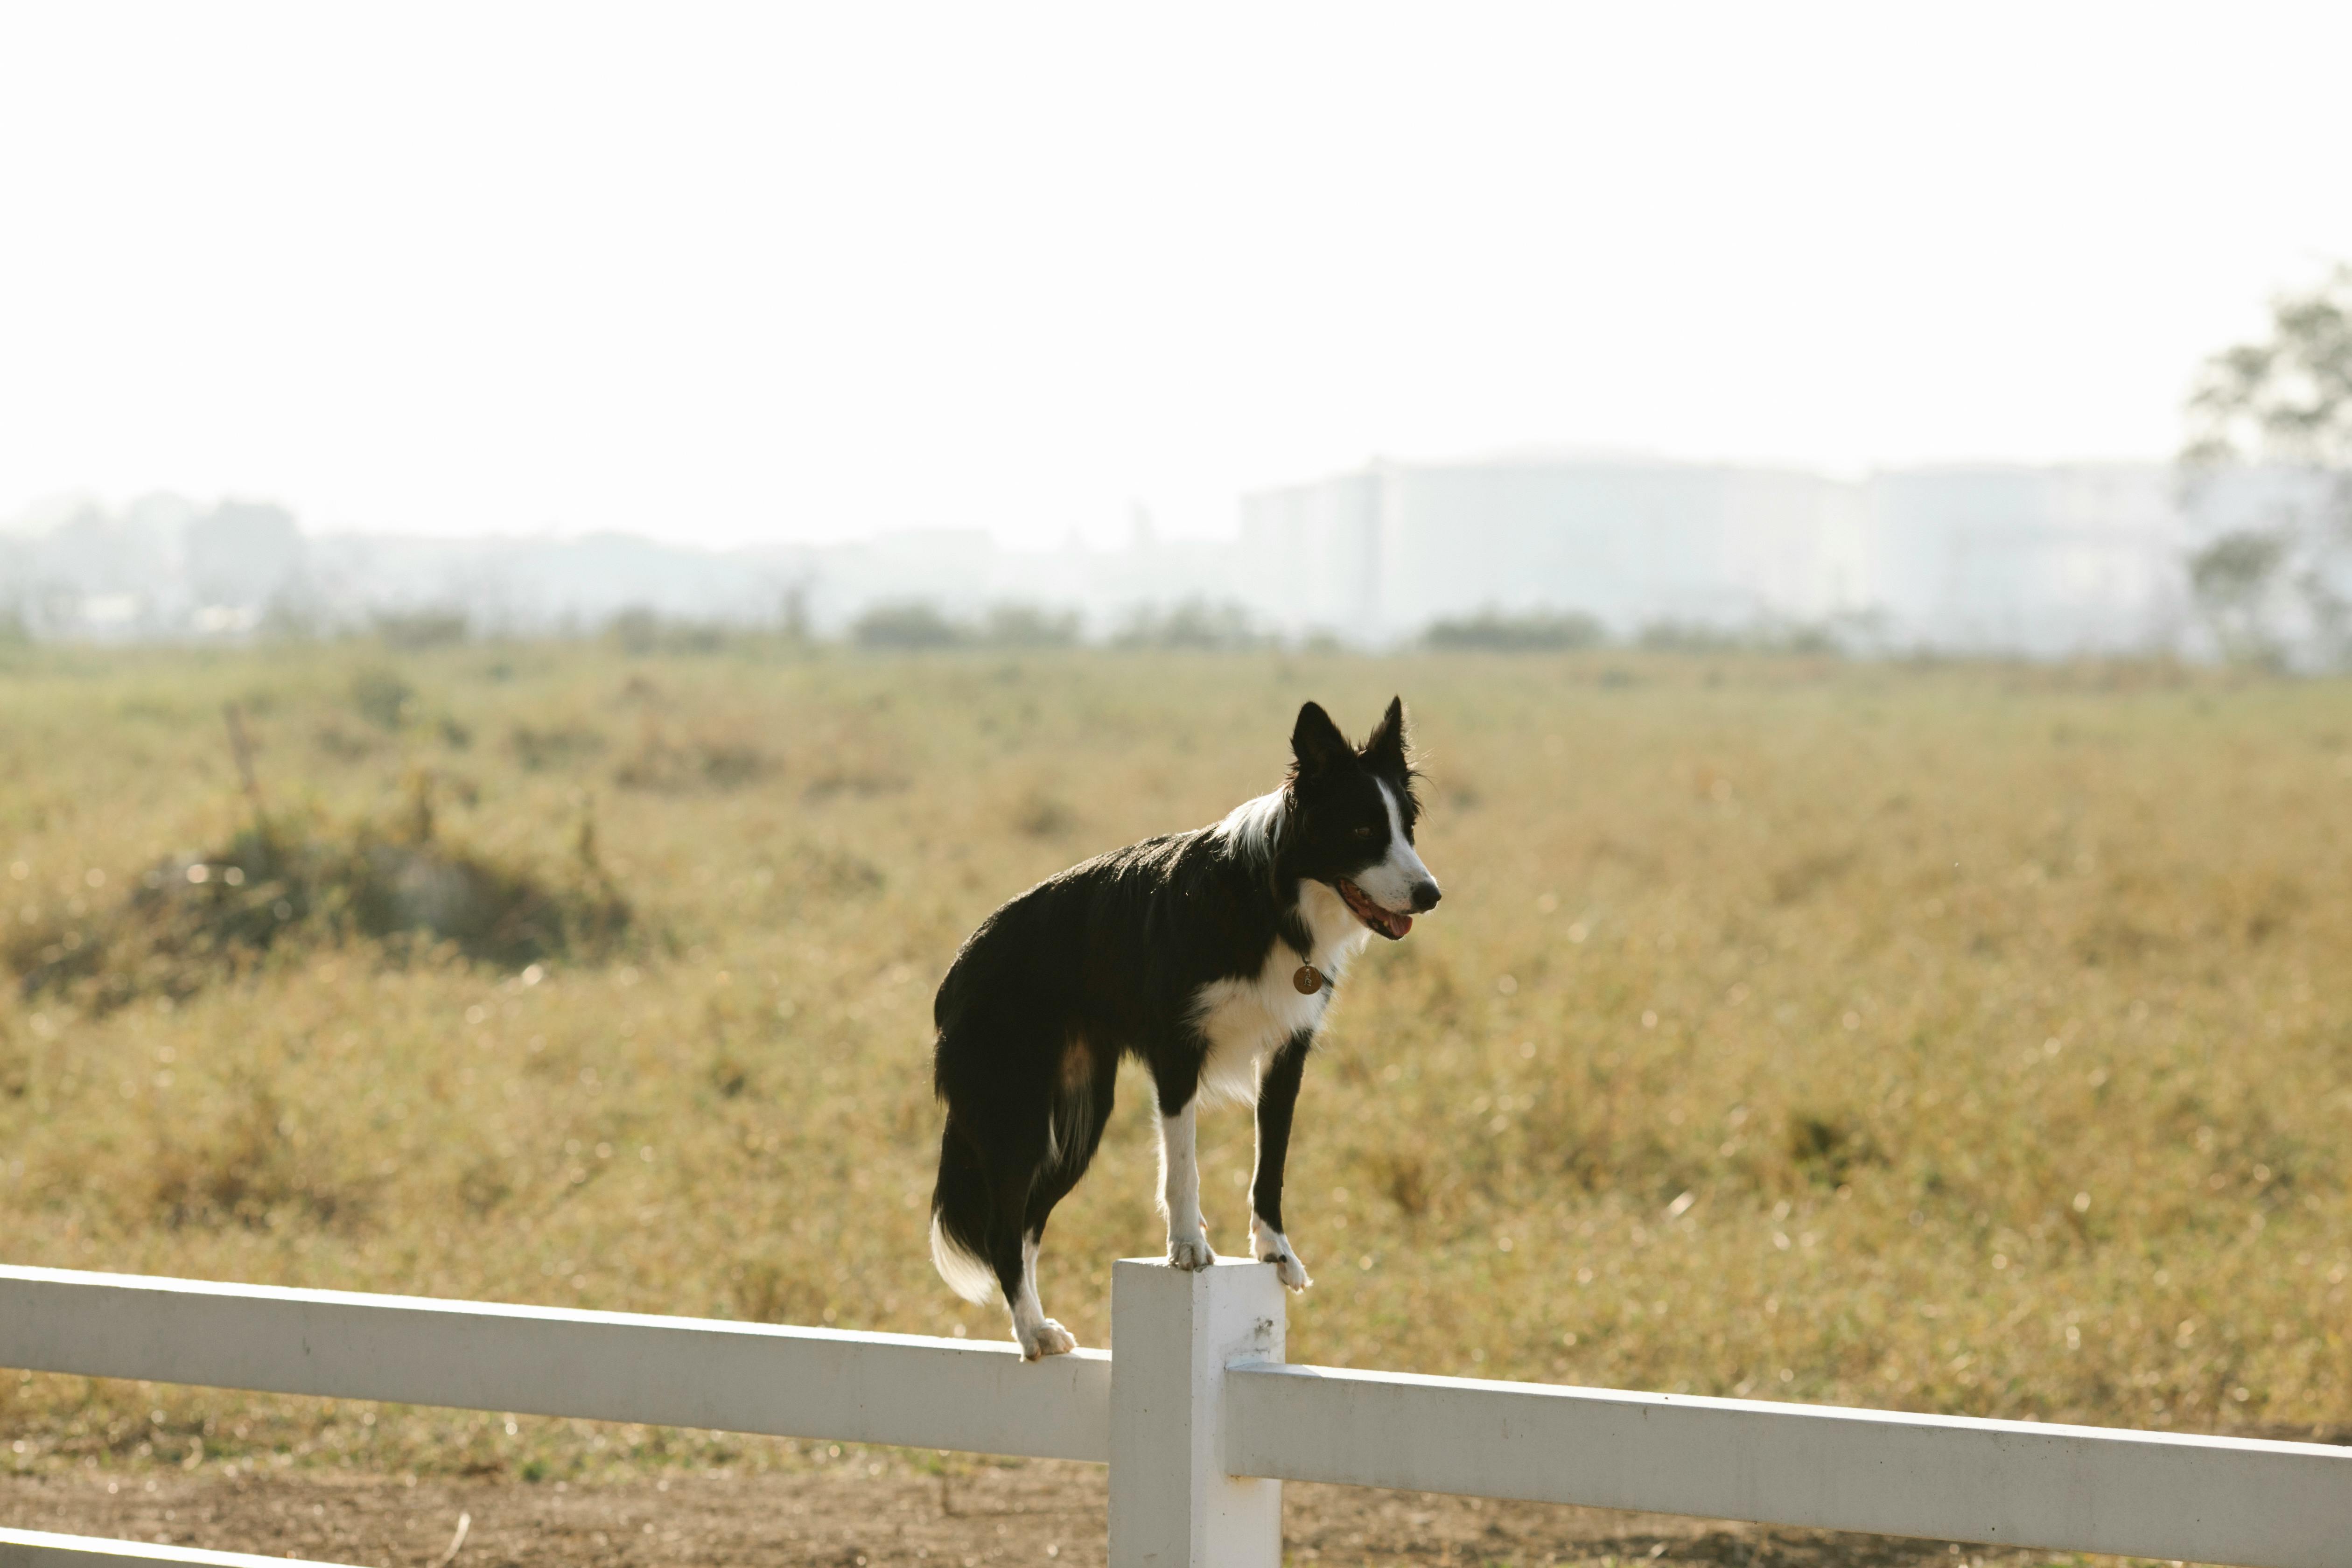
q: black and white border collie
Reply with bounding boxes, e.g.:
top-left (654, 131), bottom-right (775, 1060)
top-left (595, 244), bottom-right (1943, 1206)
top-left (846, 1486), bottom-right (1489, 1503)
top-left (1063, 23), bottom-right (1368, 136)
top-left (928, 697), bottom-right (1442, 1358)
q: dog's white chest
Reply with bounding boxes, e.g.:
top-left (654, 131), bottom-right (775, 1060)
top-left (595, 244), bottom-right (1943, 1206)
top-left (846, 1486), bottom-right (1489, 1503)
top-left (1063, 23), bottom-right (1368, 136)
top-left (1186, 883), bottom-right (1370, 1104)
top-left (1188, 957), bottom-right (1328, 1104)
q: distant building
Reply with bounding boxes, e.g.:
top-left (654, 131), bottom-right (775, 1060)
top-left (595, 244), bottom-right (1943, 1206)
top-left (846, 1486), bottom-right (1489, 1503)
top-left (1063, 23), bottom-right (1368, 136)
top-left (1240, 455), bottom-right (2316, 653)
top-left (1240, 456), bottom-right (1868, 644)
top-left (1, 493), bottom-right (196, 639)
top-left (185, 500), bottom-right (303, 612)
top-left (1864, 465), bottom-right (2185, 654)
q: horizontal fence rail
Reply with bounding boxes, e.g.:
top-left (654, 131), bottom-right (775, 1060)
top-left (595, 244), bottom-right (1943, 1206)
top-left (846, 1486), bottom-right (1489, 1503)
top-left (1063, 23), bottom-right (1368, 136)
top-left (0, 1265), bottom-right (1108, 1463)
top-left (0, 1527), bottom-right (353, 1568)
top-left (7, 1260), bottom-right (2350, 1568)
top-left (1226, 1361), bottom-right (2352, 1568)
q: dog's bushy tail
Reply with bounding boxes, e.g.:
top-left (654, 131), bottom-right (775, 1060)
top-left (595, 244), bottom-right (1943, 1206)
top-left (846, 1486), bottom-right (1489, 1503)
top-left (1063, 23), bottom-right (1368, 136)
top-left (929, 1119), bottom-right (999, 1305)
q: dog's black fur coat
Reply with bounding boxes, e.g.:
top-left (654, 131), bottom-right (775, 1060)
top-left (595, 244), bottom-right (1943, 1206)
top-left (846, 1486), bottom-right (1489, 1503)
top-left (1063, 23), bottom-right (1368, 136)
top-left (928, 698), bottom-right (1438, 1351)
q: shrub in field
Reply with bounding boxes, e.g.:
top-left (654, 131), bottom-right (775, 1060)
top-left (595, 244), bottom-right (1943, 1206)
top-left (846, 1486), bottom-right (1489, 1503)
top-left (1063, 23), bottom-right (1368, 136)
top-left (5, 798), bottom-right (630, 1012)
top-left (147, 1077), bottom-right (375, 1232)
top-left (605, 608), bottom-right (737, 656)
top-left (1011, 788), bottom-right (1077, 839)
top-left (509, 720), bottom-right (609, 771)
top-left (347, 665), bottom-right (417, 730)
top-left (611, 721), bottom-right (773, 791)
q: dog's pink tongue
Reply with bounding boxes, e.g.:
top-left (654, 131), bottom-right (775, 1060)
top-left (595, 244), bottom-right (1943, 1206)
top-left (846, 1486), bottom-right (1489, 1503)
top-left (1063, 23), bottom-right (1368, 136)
top-left (1391, 912), bottom-right (1413, 938)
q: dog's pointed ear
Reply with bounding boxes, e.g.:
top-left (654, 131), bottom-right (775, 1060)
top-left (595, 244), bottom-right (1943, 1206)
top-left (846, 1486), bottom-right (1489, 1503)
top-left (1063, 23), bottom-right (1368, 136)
top-left (1362, 695), bottom-right (1409, 772)
top-left (1291, 700), bottom-right (1351, 777)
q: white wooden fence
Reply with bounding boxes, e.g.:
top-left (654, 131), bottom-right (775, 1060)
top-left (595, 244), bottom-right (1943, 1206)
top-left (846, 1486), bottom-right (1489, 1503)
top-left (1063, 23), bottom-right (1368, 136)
top-left (2, 1259), bottom-right (2347, 1568)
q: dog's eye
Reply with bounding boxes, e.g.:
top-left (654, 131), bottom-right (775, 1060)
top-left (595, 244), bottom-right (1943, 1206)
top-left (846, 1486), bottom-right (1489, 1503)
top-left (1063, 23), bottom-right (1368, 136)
top-left (1353, 825), bottom-right (1377, 840)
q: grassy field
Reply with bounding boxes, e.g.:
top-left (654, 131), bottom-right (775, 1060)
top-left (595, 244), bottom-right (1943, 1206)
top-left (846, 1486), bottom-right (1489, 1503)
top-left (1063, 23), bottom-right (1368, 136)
top-left (0, 639), bottom-right (2347, 1487)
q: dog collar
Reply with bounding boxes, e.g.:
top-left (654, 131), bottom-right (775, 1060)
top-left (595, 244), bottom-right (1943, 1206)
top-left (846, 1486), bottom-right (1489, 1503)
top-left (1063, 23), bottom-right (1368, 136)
top-left (1292, 964), bottom-right (1326, 995)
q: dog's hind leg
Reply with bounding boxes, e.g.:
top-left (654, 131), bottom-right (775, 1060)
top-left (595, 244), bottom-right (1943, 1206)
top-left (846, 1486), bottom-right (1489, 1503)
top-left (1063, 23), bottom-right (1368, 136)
top-left (998, 1041), bottom-right (1112, 1358)
top-left (990, 1184), bottom-right (1076, 1361)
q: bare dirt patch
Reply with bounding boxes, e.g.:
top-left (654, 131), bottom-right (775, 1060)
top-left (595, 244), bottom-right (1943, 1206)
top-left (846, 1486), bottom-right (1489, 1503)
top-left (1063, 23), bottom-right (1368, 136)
top-left (3, 1462), bottom-right (2061, 1567)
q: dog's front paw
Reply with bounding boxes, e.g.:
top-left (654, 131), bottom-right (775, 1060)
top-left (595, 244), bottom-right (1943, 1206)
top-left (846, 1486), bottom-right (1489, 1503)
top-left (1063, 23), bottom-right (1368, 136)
top-left (1260, 1243), bottom-right (1311, 1291)
top-left (1166, 1233), bottom-right (1217, 1271)
top-left (1017, 1318), bottom-right (1078, 1361)
top-left (1251, 1223), bottom-right (1312, 1291)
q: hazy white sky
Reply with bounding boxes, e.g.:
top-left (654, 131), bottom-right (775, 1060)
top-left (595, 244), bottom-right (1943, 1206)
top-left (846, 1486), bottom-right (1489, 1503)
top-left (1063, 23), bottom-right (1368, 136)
top-left (4, 3), bottom-right (2349, 549)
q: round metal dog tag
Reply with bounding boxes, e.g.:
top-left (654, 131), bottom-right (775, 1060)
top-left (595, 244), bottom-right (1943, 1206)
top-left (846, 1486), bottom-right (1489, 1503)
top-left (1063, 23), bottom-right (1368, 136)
top-left (1293, 965), bottom-right (1324, 995)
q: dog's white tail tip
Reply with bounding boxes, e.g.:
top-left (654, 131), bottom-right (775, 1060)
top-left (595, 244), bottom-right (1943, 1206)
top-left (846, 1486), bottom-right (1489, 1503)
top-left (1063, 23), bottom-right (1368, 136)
top-left (929, 1211), bottom-right (999, 1304)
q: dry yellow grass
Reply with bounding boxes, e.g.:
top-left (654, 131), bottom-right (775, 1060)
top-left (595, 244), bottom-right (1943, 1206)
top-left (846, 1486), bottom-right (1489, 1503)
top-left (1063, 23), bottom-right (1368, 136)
top-left (0, 641), bottom-right (2347, 1487)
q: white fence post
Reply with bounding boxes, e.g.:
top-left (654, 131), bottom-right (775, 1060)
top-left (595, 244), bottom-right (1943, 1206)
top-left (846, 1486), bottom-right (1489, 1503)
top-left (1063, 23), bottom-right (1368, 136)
top-left (1107, 1258), bottom-right (1284, 1568)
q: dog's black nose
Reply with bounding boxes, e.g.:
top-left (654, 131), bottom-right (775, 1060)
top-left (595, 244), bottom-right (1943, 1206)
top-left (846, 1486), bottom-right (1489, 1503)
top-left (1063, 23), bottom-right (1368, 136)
top-left (1411, 880), bottom-right (1442, 913)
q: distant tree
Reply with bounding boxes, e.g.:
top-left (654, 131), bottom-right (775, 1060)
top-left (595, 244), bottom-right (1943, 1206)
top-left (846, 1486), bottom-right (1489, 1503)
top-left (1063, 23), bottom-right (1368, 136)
top-left (1110, 599), bottom-right (1266, 651)
top-left (2184, 265), bottom-right (2352, 471)
top-left (1635, 618), bottom-right (1847, 656)
top-left (604, 607), bottom-right (730, 655)
top-left (1424, 607), bottom-right (1607, 652)
top-left (977, 603), bottom-right (1080, 649)
top-left (2180, 265), bottom-right (2352, 665)
top-left (2185, 532), bottom-right (2292, 666)
top-left (850, 601), bottom-right (966, 650)
top-left (777, 581), bottom-right (813, 644)
top-left (372, 608), bottom-right (471, 650)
